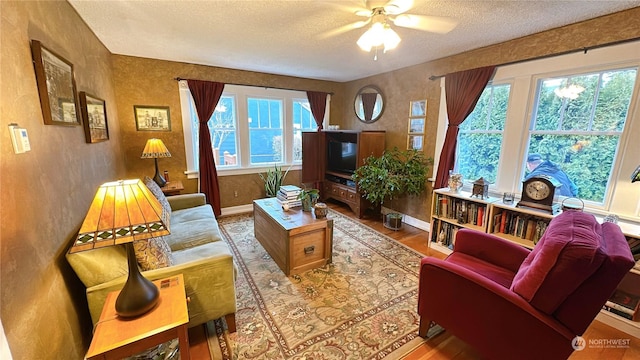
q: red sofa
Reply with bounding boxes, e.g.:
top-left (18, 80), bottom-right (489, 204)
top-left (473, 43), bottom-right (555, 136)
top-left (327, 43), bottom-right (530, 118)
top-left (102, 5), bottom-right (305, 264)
top-left (418, 210), bottom-right (634, 360)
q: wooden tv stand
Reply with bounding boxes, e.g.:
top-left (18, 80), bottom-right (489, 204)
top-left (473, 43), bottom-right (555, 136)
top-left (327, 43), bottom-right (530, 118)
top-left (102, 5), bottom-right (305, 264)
top-left (323, 173), bottom-right (361, 216)
top-left (301, 130), bottom-right (385, 218)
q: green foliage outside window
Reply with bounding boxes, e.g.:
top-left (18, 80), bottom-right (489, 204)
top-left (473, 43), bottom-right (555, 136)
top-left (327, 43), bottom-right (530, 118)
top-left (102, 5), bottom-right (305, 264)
top-left (528, 68), bottom-right (636, 203)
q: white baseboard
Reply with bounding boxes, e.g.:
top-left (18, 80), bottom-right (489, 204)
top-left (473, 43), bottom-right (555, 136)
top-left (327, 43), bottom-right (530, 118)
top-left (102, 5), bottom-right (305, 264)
top-left (221, 204), bottom-right (253, 216)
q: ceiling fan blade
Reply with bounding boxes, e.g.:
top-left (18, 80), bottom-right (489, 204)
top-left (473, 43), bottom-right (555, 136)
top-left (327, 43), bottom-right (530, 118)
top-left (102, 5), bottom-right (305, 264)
top-left (318, 19), bottom-right (371, 39)
top-left (393, 14), bottom-right (458, 34)
top-left (383, 0), bottom-right (414, 15)
top-left (355, 9), bottom-right (373, 17)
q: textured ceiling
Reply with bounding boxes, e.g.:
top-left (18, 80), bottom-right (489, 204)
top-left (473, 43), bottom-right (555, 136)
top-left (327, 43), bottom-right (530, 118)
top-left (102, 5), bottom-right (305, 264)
top-left (68, 0), bottom-right (640, 82)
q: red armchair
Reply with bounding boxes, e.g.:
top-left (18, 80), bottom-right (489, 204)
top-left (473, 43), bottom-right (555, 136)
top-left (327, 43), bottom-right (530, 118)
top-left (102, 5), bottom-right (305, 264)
top-left (418, 210), bottom-right (634, 360)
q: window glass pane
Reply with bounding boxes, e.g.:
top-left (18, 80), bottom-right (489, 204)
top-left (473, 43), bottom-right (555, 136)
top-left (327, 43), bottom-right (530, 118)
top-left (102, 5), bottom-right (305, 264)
top-left (209, 95), bottom-right (238, 167)
top-left (293, 99), bottom-right (316, 161)
top-left (455, 84), bottom-right (510, 184)
top-left (456, 133), bottom-right (503, 183)
top-left (248, 97), bottom-right (283, 164)
top-left (593, 69), bottom-right (636, 131)
top-left (525, 68), bottom-right (636, 203)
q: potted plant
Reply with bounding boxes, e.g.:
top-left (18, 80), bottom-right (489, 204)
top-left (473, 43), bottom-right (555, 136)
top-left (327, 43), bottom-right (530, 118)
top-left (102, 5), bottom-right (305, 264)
top-left (297, 187), bottom-right (319, 212)
top-left (259, 163), bottom-right (292, 197)
top-left (352, 147), bottom-right (432, 229)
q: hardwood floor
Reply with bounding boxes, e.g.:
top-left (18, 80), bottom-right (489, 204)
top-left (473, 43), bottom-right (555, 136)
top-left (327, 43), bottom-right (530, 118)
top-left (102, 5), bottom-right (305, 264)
top-left (188, 200), bottom-right (640, 359)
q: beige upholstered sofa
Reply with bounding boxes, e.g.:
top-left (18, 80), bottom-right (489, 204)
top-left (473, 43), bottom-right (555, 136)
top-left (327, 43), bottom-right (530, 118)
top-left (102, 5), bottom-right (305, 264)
top-left (66, 192), bottom-right (237, 330)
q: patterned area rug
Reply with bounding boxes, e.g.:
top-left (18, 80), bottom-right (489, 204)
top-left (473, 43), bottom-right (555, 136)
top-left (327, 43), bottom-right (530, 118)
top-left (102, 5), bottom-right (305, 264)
top-left (207, 210), bottom-right (441, 359)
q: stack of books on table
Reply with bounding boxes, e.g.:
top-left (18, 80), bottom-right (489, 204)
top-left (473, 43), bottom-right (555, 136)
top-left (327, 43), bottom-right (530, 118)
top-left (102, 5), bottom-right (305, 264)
top-left (277, 185), bottom-right (302, 207)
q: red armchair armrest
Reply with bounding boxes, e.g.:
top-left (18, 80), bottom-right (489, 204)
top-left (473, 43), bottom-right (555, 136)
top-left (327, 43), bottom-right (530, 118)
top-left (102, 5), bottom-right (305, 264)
top-left (453, 228), bottom-right (531, 273)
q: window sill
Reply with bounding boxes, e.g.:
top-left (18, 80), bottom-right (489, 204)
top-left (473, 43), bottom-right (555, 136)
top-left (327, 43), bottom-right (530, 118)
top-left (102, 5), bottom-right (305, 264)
top-left (184, 164), bottom-right (302, 178)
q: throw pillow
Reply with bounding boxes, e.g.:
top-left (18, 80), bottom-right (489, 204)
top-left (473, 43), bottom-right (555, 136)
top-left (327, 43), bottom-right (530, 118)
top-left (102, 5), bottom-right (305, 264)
top-left (144, 176), bottom-right (172, 217)
top-left (133, 236), bottom-right (174, 271)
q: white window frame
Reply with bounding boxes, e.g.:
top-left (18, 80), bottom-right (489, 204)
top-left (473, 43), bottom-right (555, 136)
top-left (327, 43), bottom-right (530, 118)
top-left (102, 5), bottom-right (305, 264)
top-left (434, 40), bottom-right (640, 220)
top-left (178, 81), bottom-right (329, 177)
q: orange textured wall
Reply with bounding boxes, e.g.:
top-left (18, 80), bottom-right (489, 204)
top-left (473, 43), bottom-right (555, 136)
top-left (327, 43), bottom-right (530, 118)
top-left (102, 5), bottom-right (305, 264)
top-left (0, 1), bottom-right (125, 359)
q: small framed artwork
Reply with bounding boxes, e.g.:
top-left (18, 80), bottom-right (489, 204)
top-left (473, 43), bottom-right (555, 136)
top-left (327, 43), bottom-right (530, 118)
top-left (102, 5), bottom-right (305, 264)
top-left (79, 92), bottom-right (109, 143)
top-left (408, 135), bottom-right (424, 150)
top-left (31, 40), bottom-right (80, 126)
top-left (410, 100), bottom-right (426, 117)
top-left (134, 105), bottom-right (171, 131)
top-left (409, 118), bottom-right (425, 134)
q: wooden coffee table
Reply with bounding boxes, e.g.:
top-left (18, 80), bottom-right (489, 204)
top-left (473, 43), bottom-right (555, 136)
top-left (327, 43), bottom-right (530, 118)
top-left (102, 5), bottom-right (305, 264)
top-left (253, 198), bottom-right (333, 276)
top-left (86, 274), bottom-right (190, 360)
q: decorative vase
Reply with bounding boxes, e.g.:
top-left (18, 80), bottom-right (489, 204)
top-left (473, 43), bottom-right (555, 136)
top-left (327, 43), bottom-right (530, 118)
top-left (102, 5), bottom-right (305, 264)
top-left (448, 173), bottom-right (463, 193)
top-left (314, 202), bottom-right (328, 218)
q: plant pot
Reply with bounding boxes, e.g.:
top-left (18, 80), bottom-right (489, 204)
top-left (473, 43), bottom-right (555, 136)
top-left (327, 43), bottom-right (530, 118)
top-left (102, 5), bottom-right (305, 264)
top-left (301, 194), bottom-right (318, 212)
top-left (384, 213), bottom-right (403, 230)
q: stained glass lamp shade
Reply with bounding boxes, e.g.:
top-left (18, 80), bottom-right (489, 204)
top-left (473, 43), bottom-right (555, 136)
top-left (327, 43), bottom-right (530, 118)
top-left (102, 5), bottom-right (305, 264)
top-left (70, 179), bottom-right (170, 317)
top-left (632, 165), bottom-right (640, 183)
top-left (141, 138), bottom-right (171, 187)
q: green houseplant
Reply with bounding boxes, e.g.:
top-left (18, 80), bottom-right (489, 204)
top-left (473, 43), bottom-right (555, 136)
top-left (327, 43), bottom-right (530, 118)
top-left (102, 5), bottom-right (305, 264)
top-left (259, 164), bottom-right (292, 197)
top-left (352, 147), bottom-right (432, 228)
top-left (297, 187), bottom-right (319, 212)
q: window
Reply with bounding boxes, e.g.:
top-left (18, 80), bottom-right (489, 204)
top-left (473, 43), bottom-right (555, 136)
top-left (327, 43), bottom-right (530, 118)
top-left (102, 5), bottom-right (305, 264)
top-left (434, 40), bottom-right (640, 219)
top-left (179, 82), bottom-right (327, 175)
top-left (525, 68), bottom-right (637, 203)
top-left (248, 97), bottom-right (283, 164)
top-left (454, 84), bottom-right (510, 183)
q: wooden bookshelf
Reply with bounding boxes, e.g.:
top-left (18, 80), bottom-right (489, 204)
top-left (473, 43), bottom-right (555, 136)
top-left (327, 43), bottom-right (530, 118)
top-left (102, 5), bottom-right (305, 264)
top-left (429, 188), bottom-right (497, 255)
top-left (487, 201), bottom-right (555, 249)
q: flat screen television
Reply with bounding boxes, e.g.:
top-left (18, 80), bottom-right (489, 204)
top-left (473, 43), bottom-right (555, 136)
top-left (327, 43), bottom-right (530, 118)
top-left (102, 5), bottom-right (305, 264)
top-left (327, 141), bottom-right (357, 174)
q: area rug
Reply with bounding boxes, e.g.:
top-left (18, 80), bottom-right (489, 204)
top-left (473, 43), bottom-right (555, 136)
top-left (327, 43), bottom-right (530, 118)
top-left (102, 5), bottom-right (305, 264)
top-left (207, 210), bottom-right (441, 359)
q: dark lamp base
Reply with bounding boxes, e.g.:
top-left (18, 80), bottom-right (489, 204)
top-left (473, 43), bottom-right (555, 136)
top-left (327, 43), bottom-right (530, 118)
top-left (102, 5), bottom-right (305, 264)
top-left (153, 158), bottom-right (167, 187)
top-left (115, 243), bottom-right (159, 318)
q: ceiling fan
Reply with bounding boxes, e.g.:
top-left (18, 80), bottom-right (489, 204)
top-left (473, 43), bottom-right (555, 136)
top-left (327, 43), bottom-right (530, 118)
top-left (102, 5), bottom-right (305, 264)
top-left (328, 0), bottom-right (458, 58)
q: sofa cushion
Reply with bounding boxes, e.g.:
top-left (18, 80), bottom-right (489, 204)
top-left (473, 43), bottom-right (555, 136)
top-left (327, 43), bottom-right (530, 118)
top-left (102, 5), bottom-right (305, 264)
top-left (133, 236), bottom-right (174, 270)
top-left (144, 176), bottom-right (172, 217)
top-left (66, 245), bottom-right (128, 288)
top-left (510, 210), bottom-right (606, 314)
top-left (165, 204), bottom-right (223, 251)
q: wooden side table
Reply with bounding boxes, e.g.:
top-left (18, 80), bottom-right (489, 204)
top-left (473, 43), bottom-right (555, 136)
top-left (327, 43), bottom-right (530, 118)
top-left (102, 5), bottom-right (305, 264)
top-left (160, 180), bottom-right (184, 196)
top-left (86, 274), bottom-right (190, 360)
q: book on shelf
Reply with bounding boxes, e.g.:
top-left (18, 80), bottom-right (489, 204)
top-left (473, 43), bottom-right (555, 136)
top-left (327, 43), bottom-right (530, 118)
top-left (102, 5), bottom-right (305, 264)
top-left (477, 206), bottom-right (484, 227)
top-left (604, 289), bottom-right (640, 321)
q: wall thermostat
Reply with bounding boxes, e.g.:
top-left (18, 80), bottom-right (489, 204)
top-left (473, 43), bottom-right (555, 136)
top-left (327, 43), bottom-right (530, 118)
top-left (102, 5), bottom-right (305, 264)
top-left (8, 124), bottom-right (31, 154)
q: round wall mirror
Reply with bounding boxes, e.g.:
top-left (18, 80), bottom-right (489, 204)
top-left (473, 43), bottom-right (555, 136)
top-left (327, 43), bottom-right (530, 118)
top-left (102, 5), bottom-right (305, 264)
top-left (354, 85), bottom-right (384, 123)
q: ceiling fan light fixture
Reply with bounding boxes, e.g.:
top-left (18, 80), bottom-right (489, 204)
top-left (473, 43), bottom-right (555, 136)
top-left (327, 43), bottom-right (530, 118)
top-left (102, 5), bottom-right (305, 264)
top-left (382, 24), bottom-right (401, 51)
top-left (357, 20), bottom-right (400, 54)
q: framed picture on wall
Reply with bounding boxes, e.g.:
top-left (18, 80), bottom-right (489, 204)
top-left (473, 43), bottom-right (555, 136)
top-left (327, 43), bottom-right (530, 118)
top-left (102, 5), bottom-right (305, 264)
top-left (408, 118), bottom-right (425, 134)
top-left (408, 135), bottom-right (424, 150)
top-left (134, 105), bottom-right (171, 131)
top-left (410, 100), bottom-right (426, 117)
top-left (79, 92), bottom-right (109, 143)
top-left (31, 39), bottom-right (80, 126)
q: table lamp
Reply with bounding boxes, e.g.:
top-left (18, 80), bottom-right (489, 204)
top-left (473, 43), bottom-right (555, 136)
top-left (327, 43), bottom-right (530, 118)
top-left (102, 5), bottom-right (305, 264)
top-left (69, 179), bottom-right (170, 317)
top-left (141, 138), bottom-right (171, 187)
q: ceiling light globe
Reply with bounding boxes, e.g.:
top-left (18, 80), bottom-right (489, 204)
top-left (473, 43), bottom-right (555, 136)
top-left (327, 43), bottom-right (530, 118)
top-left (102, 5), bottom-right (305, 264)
top-left (383, 27), bottom-right (401, 51)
